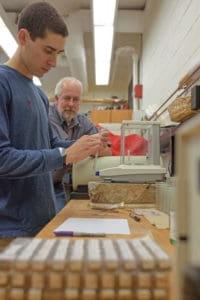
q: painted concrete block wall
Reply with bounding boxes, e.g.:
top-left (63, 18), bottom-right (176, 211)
top-left (142, 0), bottom-right (200, 113)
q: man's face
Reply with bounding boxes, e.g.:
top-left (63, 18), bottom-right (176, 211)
top-left (19, 29), bottom-right (66, 77)
top-left (55, 83), bottom-right (81, 122)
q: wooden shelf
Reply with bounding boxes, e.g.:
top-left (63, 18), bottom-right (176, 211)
top-left (82, 98), bottom-right (128, 104)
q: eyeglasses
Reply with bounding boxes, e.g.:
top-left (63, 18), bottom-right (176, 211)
top-left (61, 95), bottom-right (80, 103)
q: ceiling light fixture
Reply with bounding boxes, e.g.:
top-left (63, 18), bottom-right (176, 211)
top-left (0, 16), bottom-right (41, 86)
top-left (92, 0), bottom-right (117, 85)
top-left (0, 17), bottom-right (17, 58)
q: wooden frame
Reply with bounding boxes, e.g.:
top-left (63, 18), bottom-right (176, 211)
top-left (176, 114), bottom-right (200, 299)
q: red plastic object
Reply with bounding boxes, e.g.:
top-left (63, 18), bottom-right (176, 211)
top-left (108, 131), bottom-right (148, 156)
top-left (97, 124), bottom-right (148, 156)
top-left (134, 84), bottom-right (143, 98)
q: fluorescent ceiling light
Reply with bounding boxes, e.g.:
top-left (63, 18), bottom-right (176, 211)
top-left (95, 60), bottom-right (110, 85)
top-left (92, 0), bottom-right (117, 85)
top-left (94, 26), bottom-right (114, 64)
top-left (0, 16), bottom-right (41, 86)
top-left (0, 17), bottom-right (17, 57)
top-left (93, 0), bottom-right (117, 26)
top-left (94, 26), bottom-right (114, 85)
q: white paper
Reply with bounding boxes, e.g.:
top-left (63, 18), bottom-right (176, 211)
top-left (54, 218), bottom-right (130, 235)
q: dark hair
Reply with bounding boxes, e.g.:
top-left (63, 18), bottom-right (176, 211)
top-left (18, 2), bottom-right (68, 40)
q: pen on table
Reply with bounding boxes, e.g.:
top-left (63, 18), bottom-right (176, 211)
top-left (54, 231), bottom-right (106, 237)
top-left (133, 214), bottom-right (141, 222)
top-left (129, 211), bottom-right (141, 222)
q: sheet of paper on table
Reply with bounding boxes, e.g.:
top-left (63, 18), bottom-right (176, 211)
top-left (54, 217), bottom-right (130, 235)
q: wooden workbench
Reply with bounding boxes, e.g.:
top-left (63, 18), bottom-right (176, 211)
top-left (37, 199), bottom-right (174, 256)
top-left (37, 199), bottom-right (176, 299)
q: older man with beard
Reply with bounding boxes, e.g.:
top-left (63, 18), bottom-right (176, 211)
top-left (49, 77), bottom-right (111, 212)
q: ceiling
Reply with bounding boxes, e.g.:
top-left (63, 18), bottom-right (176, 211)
top-left (0, 0), bottom-right (147, 100)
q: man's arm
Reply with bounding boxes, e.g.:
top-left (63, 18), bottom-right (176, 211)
top-left (64, 134), bottom-right (102, 164)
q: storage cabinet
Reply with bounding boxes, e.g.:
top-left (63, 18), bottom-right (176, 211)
top-left (90, 110), bottom-right (110, 124)
top-left (91, 109), bottom-right (133, 124)
top-left (111, 109), bottom-right (132, 122)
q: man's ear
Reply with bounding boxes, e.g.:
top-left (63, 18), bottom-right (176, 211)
top-left (55, 95), bottom-right (59, 105)
top-left (17, 29), bottom-right (30, 46)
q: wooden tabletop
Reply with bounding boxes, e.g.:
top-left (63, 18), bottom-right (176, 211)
top-left (37, 199), bottom-right (177, 299)
top-left (37, 199), bottom-right (174, 255)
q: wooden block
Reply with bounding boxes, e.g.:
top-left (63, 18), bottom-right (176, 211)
top-left (64, 289), bottom-right (80, 300)
top-left (153, 272), bottom-right (169, 289)
top-left (69, 240), bottom-right (84, 271)
top-left (50, 239), bottom-right (70, 271)
top-left (43, 290), bottom-right (64, 300)
top-left (66, 272), bottom-right (81, 289)
top-left (136, 289), bottom-right (151, 300)
top-left (9, 288), bottom-right (25, 300)
top-left (0, 271), bottom-right (8, 286)
top-left (115, 240), bottom-right (136, 270)
top-left (101, 272), bottom-right (116, 289)
top-left (137, 273), bottom-right (152, 288)
top-left (11, 272), bottom-right (25, 287)
top-left (142, 237), bottom-right (170, 270)
top-left (99, 289), bottom-right (116, 300)
top-left (27, 289), bottom-right (42, 300)
top-left (48, 272), bottom-right (63, 289)
top-left (31, 272), bottom-right (45, 289)
top-left (0, 237), bottom-right (171, 299)
top-left (51, 261), bottom-right (66, 271)
top-left (0, 260), bottom-right (12, 271)
top-left (117, 289), bottom-right (134, 300)
top-left (152, 289), bottom-right (168, 300)
top-left (15, 261), bottom-right (29, 270)
top-left (83, 273), bottom-right (98, 289)
top-left (0, 288), bottom-right (6, 300)
top-left (31, 240), bottom-right (57, 271)
top-left (118, 272), bottom-right (133, 288)
top-left (101, 240), bottom-right (118, 270)
top-left (87, 240), bottom-right (102, 271)
top-left (81, 289), bottom-right (97, 300)
top-left (130, 239), bottom-right (155, 270)
top-left (16, 239), bottom-right (42, 270)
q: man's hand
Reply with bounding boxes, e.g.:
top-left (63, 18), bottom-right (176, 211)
top-left (99, 128), bottom-right (109, 145)
top-left (65, 134), bottom-right (102, 164)
top-left (98, 143), bottom-right (112, 156)
top-left (98, 128), bottom-right (112, 156)
top-left (88, 130), bottom-right (112, 157)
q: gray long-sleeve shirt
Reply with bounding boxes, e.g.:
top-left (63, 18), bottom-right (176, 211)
top-left (49, 104), bottom-right (98, 183)
top-left (49, 104), bottom-right (98, 140)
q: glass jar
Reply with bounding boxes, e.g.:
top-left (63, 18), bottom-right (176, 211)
top-left (169, 186), bottom-right (177, 244)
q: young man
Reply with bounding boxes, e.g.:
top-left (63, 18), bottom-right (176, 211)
top-left (49, 77), bottom-right (111, 212)
top-left (0, 2), bottom-right (105, 237)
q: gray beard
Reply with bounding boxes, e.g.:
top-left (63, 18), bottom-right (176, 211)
top-left (62, 111), bottom-right (76, 123)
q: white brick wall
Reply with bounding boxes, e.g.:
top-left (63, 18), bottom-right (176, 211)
top-left (142, 0), bottom-right (200, 114)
